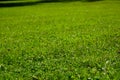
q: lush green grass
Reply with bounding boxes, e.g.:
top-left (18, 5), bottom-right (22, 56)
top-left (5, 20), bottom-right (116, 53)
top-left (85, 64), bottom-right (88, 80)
top-left (0, 1), bottom-right (120, 80)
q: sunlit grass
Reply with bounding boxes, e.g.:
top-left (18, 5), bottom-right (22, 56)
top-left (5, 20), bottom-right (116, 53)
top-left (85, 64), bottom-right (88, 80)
top-left (0, 0), bottom-right (120, 79)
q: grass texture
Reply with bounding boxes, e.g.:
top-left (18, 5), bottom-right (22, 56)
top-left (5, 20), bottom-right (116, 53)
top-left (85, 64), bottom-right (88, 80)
top-left (0, 0), bottom-right (120, 79)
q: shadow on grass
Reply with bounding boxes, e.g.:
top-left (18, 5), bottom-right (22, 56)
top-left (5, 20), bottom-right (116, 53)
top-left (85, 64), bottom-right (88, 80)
top-left (0, 1), bottom-right (43, 7)
top-left (0, 0), bottom-right (101, 7)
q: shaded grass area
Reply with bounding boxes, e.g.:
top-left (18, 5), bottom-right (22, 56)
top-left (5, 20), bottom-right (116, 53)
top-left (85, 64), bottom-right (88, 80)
top-left (0, 1), bottom-right (120, 80)
top-left (0, 1), bottom-right (41, 7)
top-left (0, 0), bottom-right (101, 7)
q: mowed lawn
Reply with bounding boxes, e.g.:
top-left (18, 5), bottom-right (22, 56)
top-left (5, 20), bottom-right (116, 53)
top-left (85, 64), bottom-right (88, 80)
top-left (0, 0), bottom-right (120, 79)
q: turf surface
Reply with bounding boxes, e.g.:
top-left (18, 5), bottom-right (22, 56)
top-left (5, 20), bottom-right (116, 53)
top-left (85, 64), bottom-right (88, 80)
top-left (0, 0), bottom-right (120, 79)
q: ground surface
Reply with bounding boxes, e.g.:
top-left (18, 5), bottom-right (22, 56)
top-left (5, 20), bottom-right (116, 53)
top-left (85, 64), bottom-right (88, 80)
top-left (0, 0), bottom-right (120, 80)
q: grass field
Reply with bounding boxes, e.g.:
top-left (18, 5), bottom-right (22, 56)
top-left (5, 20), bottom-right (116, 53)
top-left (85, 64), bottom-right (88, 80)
top-left (0, 0), bottom-right (120, 79)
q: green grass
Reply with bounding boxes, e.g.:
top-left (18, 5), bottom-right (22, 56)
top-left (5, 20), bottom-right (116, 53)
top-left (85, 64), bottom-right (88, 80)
top-left (0, 0), bottom-right (120, 80)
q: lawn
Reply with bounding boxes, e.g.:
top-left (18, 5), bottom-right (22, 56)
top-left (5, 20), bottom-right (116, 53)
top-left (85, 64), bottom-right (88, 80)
top-left (0, 0), bottom-right (120, 79)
